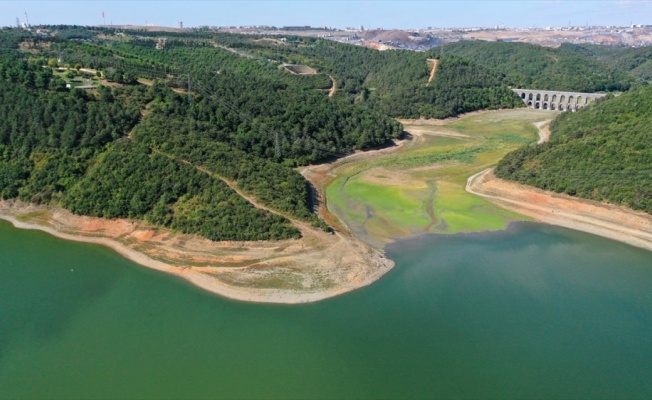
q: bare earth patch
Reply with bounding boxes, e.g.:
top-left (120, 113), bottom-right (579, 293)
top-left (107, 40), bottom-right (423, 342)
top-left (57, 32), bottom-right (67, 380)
top-left (360, 167), bottom-right (420, 186)
top-left (534, 120), bottom-right (552, 144)
top-left (467, 169), bottom-right (652, 252)
top-left (283, 64), bottom-right (318, 75)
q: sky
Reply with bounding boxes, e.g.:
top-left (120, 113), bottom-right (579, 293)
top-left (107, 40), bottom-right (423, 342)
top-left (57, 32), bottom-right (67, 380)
top-left (1, 0), bottom-right (651, 29)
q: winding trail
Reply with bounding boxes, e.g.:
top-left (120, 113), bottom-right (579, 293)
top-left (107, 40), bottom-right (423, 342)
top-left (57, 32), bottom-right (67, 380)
top-left (213, 43), bottom-right (256, 59)
top-left (328, 75), bottom-right (337, 97)
top-left (155, 150), bottom-right (312, 231)
top-left (426, 59), bottom-right (439, 86)
top-left (534, 120), bottom-right (552, 144)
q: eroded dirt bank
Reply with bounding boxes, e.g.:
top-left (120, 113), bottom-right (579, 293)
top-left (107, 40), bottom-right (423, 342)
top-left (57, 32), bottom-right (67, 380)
top-left (0, 200), bottom-right (392, 304)
top-left (467, 169), bottom-right (652, 252)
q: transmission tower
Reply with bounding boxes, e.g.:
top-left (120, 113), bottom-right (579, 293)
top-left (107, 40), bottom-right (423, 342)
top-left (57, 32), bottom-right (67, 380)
top-left (24, 12), bottom-right (29, 28)
top-left (187, 74), bottom-right (192, 104)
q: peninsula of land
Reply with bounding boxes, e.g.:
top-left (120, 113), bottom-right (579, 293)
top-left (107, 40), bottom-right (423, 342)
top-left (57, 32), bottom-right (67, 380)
top-left (0, 199), bottom-right (393, 303)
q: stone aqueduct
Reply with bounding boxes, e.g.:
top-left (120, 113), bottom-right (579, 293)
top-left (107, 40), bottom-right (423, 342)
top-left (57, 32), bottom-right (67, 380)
top-left (512, 88), bottom-right (606, 112)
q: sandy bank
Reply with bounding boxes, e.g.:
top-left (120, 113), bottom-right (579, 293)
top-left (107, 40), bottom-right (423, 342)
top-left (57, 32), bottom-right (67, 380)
top-left (467, 169), bottom-right (652, 252)
top-left (0, 201), bottom-right (393, 304)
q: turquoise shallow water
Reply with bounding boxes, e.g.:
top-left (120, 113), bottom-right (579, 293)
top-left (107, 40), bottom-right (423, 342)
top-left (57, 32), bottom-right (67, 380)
top-left (1, 220), bottom-right (652, 399)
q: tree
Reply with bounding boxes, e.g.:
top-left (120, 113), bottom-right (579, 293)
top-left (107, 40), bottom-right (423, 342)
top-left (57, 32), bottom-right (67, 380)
top-left (48, 75), bottom-right (66, 91)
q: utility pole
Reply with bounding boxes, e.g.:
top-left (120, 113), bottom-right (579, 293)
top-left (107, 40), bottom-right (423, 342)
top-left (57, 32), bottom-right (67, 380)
top-left (187, 74), bottom-right (192, 104)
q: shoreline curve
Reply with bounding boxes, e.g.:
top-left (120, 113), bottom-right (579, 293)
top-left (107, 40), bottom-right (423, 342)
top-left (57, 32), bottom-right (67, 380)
top-left (0, 201), bottom-right (394, 304)
top-left (467, 169), bottom-right (652, 252)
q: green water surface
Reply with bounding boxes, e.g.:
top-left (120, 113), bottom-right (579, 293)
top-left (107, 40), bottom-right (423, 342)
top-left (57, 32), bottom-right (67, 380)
top-left (1, 220), bottom-right (651, 399)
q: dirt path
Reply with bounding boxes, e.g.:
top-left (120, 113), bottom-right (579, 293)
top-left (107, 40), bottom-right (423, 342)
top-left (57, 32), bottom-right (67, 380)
top-left (426, 59), bottom-right (439, 86)
top-left (534, 120), bottom-right (552, 144)
top-left (213, 43), bottom-right (256, 59)
top-left (155, 150), bottom-right (312, 231)
top-left (467, 169), bottom-right (652, 252)
top-left (328, 75), bottom-right (337, 97)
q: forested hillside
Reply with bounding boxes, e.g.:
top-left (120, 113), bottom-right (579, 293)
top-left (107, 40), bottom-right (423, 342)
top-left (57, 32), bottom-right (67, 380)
top-left (205, 35), bottom-right (522, 118)
top-left (47, 36), bottom-right (403, 163)
top-left (438, 41), bottom-right (635, 92)
top-left (496, 86), bottom-right (652, 214)
top-left (0, 57), bottom-right (304, 240)
top-left (560, 43), bottom-right (652, 82)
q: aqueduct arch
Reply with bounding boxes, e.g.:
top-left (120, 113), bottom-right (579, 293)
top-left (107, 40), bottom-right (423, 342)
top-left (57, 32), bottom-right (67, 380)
top-left (513, 89), bottom-right (606, 112)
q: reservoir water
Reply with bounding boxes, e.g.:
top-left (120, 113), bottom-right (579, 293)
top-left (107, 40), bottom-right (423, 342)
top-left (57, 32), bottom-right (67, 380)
top-left (1, 219), bottom-right (652, 399)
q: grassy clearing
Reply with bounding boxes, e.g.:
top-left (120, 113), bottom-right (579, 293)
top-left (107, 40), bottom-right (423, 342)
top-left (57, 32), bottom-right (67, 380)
top-left (52, 68), bottom-right (100, 88)
top-left (325, 109), bottom-right (550, 244)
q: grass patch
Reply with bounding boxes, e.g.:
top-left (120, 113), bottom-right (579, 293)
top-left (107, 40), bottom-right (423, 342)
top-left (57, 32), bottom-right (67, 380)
top-left (432, 181), bottom-right (523, 233)
top-left (15, 210), bottom-right (51, 222)
top-left (346, 177), bottom-right (431, 230)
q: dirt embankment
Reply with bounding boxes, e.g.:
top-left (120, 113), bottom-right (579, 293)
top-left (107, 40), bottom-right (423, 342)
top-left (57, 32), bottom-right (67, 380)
top-left (467, 169), bottom-right (652, 252)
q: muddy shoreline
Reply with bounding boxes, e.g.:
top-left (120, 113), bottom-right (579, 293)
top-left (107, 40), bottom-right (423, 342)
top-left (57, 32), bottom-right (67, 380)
top-left (467, 169), bottom-right (652, 252)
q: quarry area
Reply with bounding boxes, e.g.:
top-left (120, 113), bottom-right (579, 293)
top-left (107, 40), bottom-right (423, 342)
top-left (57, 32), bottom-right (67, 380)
top-left (216, 25), bottom-right (652, 49)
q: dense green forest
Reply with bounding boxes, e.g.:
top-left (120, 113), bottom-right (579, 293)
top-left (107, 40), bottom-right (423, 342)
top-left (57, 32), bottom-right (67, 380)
top-left (63, 141), bottom-right (300, 241)
top-left (0, 57), bottom-right (304, 240)
top-left (560, 43), bottom-right (652, 82)
top-left (437, 41), bottom-right (636, 92)
top-left (496, 85), bottom-right (652, 214)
